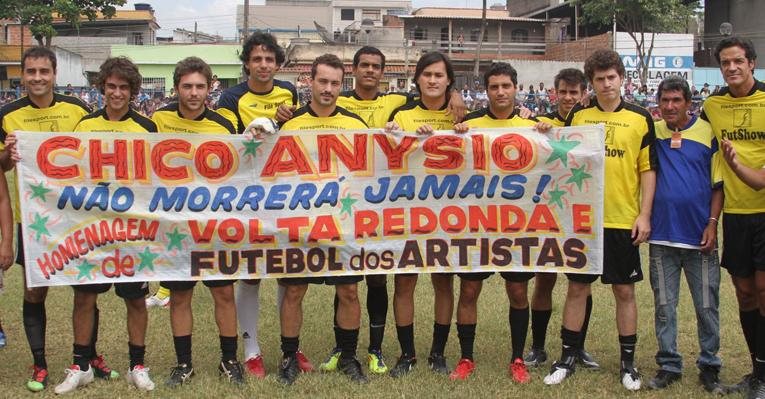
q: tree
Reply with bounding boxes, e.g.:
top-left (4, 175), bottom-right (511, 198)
top-left (0, 0), bottom-right (126, 47)
top-left (575, 0), bottom-right (699, 87)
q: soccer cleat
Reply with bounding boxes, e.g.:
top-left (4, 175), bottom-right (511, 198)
top-left (449, 358), bottom-right (475, 381)
top-left (390, 354), bottom-right (417, 378)
top-left (278, 355), bottom-right (300, 385)
top-left (523, 347), bottom-right (547, 367)
top-left (576, 349), bottom-right (600, 369)
top-left (621, 366), bottom-right (642, 391)
top-left (319, 348), bottom-right (341, 372)
top-left (296, 350), bottom-right (314, 373)
top-left (647, 369), bottom-right (680, 390)
top-left (750, 379), bottom-right (765, 399)
top-left (367, 350), bottom-right (388, 374)
top-left (427, 353), bottom-right (449, 375)
top-left (543, 361), bottom-right (574, 385)
top-left (126, 365), bottom-right (155, 391)
top-left (90, 354), bottom-right (119, 379)
top-left (726, 373), bottom-right (757, 395)
top-left (165, 364), bottom-right (194, 387)
top-left (699, 366), bottom-right (722, 393)
top-left (54, 364), bottom-right (94, 394)
top-left (509, 358), bottom-right (531, 384)
top-left (145, 293), bottom-right (169, 308)
top-left (339, 357), bottom-right (369, 384)
top-left (26, 365), bottom-right (49, 392)
top-left (219, 359), bottom-right (244, 385)
top-left (244, 355), bottom-right (266, 379)
top-left (0, 330), bottom-right (6, 348)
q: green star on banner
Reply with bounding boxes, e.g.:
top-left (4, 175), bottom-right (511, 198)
top-left (545, 137), bottom-right (580, 167)
top-left (339, 193), bottom-right (357, 216)
top-left (566, 165), bottom-right (593, 191)
top-left (548, 185), bottom-right (566, 209)
top-left (137, 247), bottom-right (159, 272)
top-left (28, 213), bottom-right (51, 241)
top-left (76, 260), bottom-right (97, 280)
top-left (166, 227), bottom-right (187, 251)
top-left (243, 140), bottom-right (262, 157)
top-left (29, 182), bottom-right (52, 202)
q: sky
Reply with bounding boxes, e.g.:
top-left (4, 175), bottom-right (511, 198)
top-left (125, 0), bottom-right (493, 39)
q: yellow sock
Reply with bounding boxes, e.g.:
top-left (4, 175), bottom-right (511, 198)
top-left (156, 286), bottom-right (170, 299)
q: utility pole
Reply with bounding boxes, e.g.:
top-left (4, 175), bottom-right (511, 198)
top-left (194, 21), bottom-right (198, 43)
top-left (242, 0), bottom-right (249, 42)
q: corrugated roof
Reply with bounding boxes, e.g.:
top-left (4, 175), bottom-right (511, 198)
top-left (52, 9), bottom-right (156, 23)
top-left (401, 7), bottom-right (544, 22)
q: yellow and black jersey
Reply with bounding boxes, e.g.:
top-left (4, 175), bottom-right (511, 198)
top-left (701, 80), bottom-right (765, 214)
top-left (566, 98), bottom-right (657, 229)
top-left (217, 80), bottom-right (298, 133)
top-left (152, 102), bottom-right (236, 135)
top-left (75, 107), bottom-right (157, 133)
top-left (280, 105), bottom-right (367, 131)
top-left (389, 99), bottom-right (455, 132)
top-left (337, 91), bottom-right (409, 128)
top-left (463, 108), bottom-right (537, 128)
top-left (0, 93), bottom-right (90, 144)
top-left (536, 111), bottom-right (566, 127)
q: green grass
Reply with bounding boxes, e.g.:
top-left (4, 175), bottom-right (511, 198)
top-left (0, 257), bottom-right (752, 398)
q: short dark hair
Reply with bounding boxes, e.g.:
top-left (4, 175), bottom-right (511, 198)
top-left (584, 49), bottom-right (625, 82)
top-left (21, 46), bottom-right (56, 71)
top-left (483, 62), bottom-right (517, 87)
top-left (413, 52), bottom-right (455, 94)
top-left (353, 46), bottom-right (386, 69)
top-left (97, 57), bottom-right (142, 98)
top-left (240, 31), bottom-right (285, 74)
top-left (657, 75), bottom-right (691, 102)
top-left (311, 54), bottom-right (344, 79)
top-left (173, 56), bottom-right (212, 88)
top-left (554, 68), bottom-right (586, 91)
top-left (715, 36), bottom-right (757, 64)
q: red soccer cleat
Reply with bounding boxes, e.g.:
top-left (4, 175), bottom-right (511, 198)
top-left (449, 358), bottom-right (476, 380)
top-left (244, 355), bottom-right (266, 379)
top-left (296, 350), bottom-right (314, 373)
top-left (509, 358), bottom-right (531, 384)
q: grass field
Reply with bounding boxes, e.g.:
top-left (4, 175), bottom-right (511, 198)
top-left (0, 253), bottom-right (752, 399)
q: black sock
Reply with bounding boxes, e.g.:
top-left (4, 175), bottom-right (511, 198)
top-left (23, 300), bottom-right (47, 369)
top-left (367, 285), bottom-right (388, 353)
top-left (619, 334), bottom-right (637, 368)
top-left (333, 293), bottom-right (341, 350)
top-left (581, 295), bottom-right (593, 349)
top-left (396, 324), bottom-right (415, 357)
top-left (338, 327), bottom-right (360, 360)
top-left (456, 323), bottom-right (476, 361)
top-left (73, 344), bottom-right (91, 371)
top-left (756, 314), bottom-right (765, 381)
top-left (281, 335), bottom-right (299, 358)
top-left (89, 307), bottom-right (100, 360)
top-left (509, 307), bottom-right (529, 360)
top-left (560, 328), bottom-right (580, 364)
top-left (530, 309), bottom-right (552, 350)
top-left (173, 335), bottom-right (192, 367)
top-left (430, 323), bottom-right (450, 356)
top-left (128, 343), bottom-right (146, 369)
top-left (220, 335), bottom-right (237, 362)
top-left (741, 309), bottom-right (759, 373)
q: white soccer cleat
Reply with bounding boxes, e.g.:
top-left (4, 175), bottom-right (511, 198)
top-left (145, 294), bottom-right (169, 308)
top-left (126, 365), bottom-right (155, 391)
top-left (543, 363), bottom-right (573, 385)
top-left (621, 367), bottom-right (642, 391)
top-left (54, 365), bottom-right (94, 394)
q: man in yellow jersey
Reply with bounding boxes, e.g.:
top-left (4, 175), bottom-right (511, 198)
top-left (525, 68), bottom-right (600, 372)
top-left (151, 57), bottom-right (244, 387)
top-left (0, 47), bottom-right (95, 392)
top-left (701, 36), bottom-right (765, 399)
top-left (275, 53), bottom-right (368, 386)
top-left (48, 57), bottom-right (157, 394)
top-left (543, 49), bottom-right (656, 391)
top-left (722, 142), bottom-right (765, 190)
top-left (384, 52), bottom-right (466, 378)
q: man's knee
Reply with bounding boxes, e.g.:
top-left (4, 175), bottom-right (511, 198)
top-left (366, 274), bottom-right (387, 287)
top-left (25, 286), bottom-right (48, 303)
top-left (612, 283), bottom-right (636, 303)
top-left (458, 281), bottom-right (481, 305)
top-left (733, 276), bottom-right (758, 309)
top-left (336, 284), bottom-right (359, 304)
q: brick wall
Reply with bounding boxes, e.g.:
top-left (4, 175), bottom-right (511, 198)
top-left (545, 32), bottom-right (611, 61)
top-left (3, 24), bottom-right (35, 46)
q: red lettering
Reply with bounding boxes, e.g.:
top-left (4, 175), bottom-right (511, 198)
top-left (89, 139), bottom-right (128, 180)
top-left (491, 133), bottom-right (535, 172)
top-left (373, 134), bottom-right (418, 170)
top-left (423, 135), bottom-right (464, 170)
top-left (151, 139), bottom-right (191, 180)
top-left (317, 134), bottom-right (367, 174)
top-left (261, 136), bottom-right (315, 177)
top-left (38, 136), bottom-right (81, 179)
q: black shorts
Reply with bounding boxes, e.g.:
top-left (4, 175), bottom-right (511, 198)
top-left (458, 272), bottom-right (494, 281)
top-left (160, 279), bottom-right (236, 291)
top-left (721, 212), bottom-right (765, 277)
top-left (567, 228), bottom-right (642, 285)
top-left (15, 223), bottom-right (24, 267)
top-left (73, 282), bottom-right (149, 300)
top-left (278, 275), bottom-right (364, 286)
top-left (500, 272), bottom-right (535, 282)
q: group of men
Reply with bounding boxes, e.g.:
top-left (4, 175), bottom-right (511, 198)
top-left (0, 31), bottom-right (763, 399)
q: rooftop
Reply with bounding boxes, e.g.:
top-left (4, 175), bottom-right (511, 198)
top-left (401, 7), bottom-right (544, 22)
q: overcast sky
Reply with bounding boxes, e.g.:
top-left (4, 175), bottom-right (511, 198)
top-left (126, 0), bottom-right (494, 39)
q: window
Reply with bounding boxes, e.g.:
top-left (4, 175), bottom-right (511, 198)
top-left (470, 29), bottom-right (488, 42)
top-left (341, 9), bottom-right (354, 21)
top-left (412, 27), bottom-right (427, 40)
top-left (140, 78), bottom-right (165, 96)
top-left (511, 29), bottom-right (528, 42)
top-left (362, 9), bottom-right (380, 21)
top-left (130, 32), bottom-right (144, 45)
top-left (440, 27), bottom-right (449, 41)
top-left (343, 77), bottom-right (354, 92)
